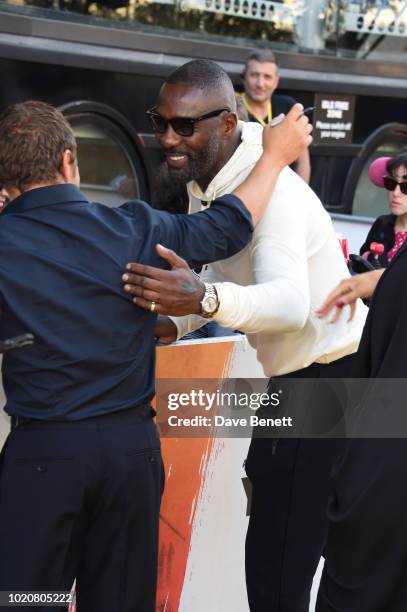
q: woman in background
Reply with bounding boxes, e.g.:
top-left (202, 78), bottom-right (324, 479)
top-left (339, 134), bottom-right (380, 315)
top-left (360, 152), bottom-right (407, 267)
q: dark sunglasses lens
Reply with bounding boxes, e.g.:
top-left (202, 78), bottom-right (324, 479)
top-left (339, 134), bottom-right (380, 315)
top-left (383, 177), bottom-right (397, 191)
top-left (148, 113), bottom-right (193, 136)
top-left (148, 113), bottom-right (166, 133)
top-left (383, 177), bottom-right (407, 194)
top-left (171, 119), bottom-right (194, 137)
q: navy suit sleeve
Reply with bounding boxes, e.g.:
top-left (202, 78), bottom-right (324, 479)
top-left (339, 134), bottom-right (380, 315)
top-left (152, 194), bottom-right (253, 269)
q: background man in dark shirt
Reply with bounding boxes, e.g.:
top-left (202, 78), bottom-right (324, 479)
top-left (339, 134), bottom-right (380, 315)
top-left (240, 49), bottom-right (311, 184)
top-left (0, 99), bottom-right (305, 611)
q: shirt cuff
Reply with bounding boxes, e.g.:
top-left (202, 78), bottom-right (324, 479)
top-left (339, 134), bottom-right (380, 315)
top-left (170, 314), bottom-right (208, 340)
top-left (212, 283), bottom-right (237, 328)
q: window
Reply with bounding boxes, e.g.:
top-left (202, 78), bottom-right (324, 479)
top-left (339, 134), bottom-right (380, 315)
top-left (2, 0), bottom-right (406, 65)
top-left (64, 104), bottom-right (147, 208)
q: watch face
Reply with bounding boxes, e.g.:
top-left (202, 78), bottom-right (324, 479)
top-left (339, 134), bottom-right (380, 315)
top-left (204, 296), bottom-right (217, 313)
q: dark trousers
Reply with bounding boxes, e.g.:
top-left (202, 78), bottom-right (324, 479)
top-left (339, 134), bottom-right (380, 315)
top-left (245, 355), bottom-right (353, 612)
top-left (0, 406), bottom-right (164, 612)
top-left (317, 438), bottom-right (407, 612)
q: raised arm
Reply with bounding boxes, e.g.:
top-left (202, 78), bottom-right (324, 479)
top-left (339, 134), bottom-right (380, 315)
top-left (233, 103), bottom-right (312, 225)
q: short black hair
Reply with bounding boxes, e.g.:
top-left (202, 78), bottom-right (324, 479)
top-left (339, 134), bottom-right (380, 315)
top-left (166, 60), bottom-right (237, 111)
top-left (387, 152), bottom-right (407, 176)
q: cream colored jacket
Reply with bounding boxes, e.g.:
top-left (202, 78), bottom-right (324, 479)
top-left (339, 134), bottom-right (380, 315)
top-left (172, 121), bottom-right (367, 376)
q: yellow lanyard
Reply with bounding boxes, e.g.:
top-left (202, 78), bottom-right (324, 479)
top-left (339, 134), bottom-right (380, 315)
top-left (241, 93), bottom-right (272, 126)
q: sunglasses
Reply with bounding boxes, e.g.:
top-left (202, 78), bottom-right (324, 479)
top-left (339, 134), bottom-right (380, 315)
top-left (146, 107), bottom-right (230, 137)
top-left (383, 176), bottom-right (407, 195)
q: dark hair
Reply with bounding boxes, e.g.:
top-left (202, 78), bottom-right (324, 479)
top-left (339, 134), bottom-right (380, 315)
top-left (166, 60), bottom-right (237, 111)
top-left (243, 49), bottom-right (279, 76)
top-left (0, 100), bottom-right (77, 192)
top-left (387, 152), bottom-right (407, 176)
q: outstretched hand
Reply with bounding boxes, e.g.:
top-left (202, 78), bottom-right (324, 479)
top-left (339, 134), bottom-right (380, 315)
top-left (316, 269), bottom-right (384, 323)
top-left (123, 244), bottom-right (205, 316)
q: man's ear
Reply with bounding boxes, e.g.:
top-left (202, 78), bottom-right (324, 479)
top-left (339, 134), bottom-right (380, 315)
top-left (223, 111), bottom-right (238, 136)
top-left (60, 149), bottom-right (78, 184)
top-left (2, 185), bottom-right (20, 203)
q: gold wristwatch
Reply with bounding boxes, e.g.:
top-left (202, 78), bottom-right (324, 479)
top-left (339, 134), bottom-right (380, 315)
top-left (200, 284), bottom-right (220, 318)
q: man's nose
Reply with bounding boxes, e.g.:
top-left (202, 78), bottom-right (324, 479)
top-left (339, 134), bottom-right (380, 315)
top-left (156, 124), bottom-right (183, 149)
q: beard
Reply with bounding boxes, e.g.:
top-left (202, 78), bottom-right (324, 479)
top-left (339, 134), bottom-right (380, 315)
top-left (151, 163), bottom-right (189, 214)
top-left (153, 131), bottom-right (222, 213)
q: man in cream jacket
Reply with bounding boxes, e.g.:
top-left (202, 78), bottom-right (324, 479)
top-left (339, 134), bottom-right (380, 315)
top-left (123, 59), bottom-right (367, 612)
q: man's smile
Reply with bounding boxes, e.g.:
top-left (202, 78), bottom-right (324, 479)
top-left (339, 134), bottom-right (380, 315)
top-left (165, 152), bottom-right (189, 169)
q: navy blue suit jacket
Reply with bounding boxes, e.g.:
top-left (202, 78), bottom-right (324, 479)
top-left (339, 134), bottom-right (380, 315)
top-left (0, 184), bottom-right (252, 419)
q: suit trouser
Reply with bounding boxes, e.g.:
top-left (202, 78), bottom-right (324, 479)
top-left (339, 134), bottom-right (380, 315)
top-left (0, 405), bottom-right (164, 612)
top-left (245, 355), bottom-right (353, 612)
